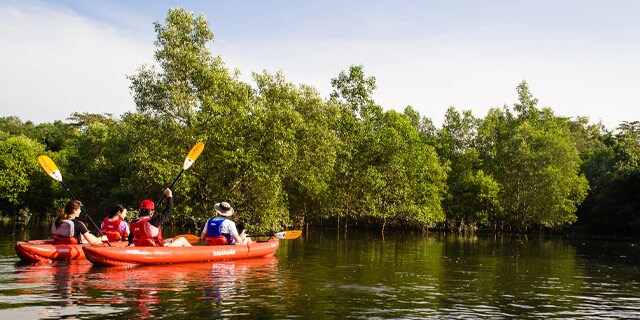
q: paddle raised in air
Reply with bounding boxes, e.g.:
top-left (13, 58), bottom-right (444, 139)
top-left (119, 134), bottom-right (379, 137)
top-left (37, 155), bottom-right (111, 246)
top-left (155, 142), bottom-right (205, 207)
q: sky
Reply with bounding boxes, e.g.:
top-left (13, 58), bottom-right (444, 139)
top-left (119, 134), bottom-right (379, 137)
top-left (1, 0), bottom-right (639, 130)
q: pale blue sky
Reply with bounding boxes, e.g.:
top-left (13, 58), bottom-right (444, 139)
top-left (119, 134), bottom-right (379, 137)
top-left (1, 0), bottom-right (639, 129)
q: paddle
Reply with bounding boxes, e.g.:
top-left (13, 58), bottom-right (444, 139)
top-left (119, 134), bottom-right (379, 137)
top-left (249, 230), bottom-right (302, 240)
top-left (155, 142), bottom-right (205, 207)
top-left (37, 155), bottom-right (111, 246)
top-left (169, 230), bottom-right (302, 244)
top-left (170, 234), bottom-right (200, 244)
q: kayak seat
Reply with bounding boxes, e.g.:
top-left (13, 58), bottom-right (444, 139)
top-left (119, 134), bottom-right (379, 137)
top-left (205, 236), bottom-right (228, 246)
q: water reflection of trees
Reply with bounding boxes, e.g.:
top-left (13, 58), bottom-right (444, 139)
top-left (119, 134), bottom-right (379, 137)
top-left (435, 234), bottom-right (585, 318)
top-left (278, 231), bottom-right (592, 318)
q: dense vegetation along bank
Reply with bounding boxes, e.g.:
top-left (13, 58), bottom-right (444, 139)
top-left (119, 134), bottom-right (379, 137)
top-left (1, 8), bottom-right (638, 234)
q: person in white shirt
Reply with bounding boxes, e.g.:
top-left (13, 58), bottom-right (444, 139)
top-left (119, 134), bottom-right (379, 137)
top-left (201, 202), bottom-right (252, 245)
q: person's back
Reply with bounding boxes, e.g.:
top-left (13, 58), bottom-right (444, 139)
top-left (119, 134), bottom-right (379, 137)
top-left (100, 205), bottom-right (129, 242)
top-left (51, 199), bottom-right (102, 245)
top-left (127, 188), bottom-right (191, 248)
top-left (129, 200), bottom-right (165, 247)
top-left (51, 219), bottom-right (78, 244)
top-left (204, 216), bottom-right (233, 245)
top-left (201, 202), bottom-right (251, 245)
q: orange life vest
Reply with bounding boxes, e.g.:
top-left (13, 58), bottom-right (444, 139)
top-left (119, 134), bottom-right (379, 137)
top-left (101, 217), bottom-right (124, 242)
top-left (52, 234), bottom-right (79, 244)
top-left (130, 216), bottom-right (164, 247)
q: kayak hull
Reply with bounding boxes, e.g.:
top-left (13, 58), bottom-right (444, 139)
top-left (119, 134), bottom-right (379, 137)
top-left (15, 240), bottom-right (129, 262)
top-left (83, 238), bottom-right (280, 266)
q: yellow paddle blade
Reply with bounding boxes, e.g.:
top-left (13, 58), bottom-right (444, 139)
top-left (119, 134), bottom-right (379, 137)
top-left (171, 234), bottom-right (200, 244)
top-left (182, 142), bottom-right (205, 170)
top-left (250, 230), bottom-right (302, 239)
top-left (38, 155), bottom-right (63, 182)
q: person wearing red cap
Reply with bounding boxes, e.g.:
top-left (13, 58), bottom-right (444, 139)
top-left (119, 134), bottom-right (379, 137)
top-left (128, 188), bottom-right (191, 247)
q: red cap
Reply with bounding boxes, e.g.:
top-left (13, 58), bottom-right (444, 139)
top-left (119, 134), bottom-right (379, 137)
top-left (139, 199), bottom-right (155, 210)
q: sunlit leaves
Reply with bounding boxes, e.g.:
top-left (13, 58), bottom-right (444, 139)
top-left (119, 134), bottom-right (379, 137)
top-left (477, 82), bottom-right (589, 230)
top-left (0, 136), bottom-right (46, 216)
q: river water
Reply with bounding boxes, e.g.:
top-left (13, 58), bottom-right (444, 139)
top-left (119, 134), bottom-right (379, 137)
top-left (1, 226), bottom-right (639, 319)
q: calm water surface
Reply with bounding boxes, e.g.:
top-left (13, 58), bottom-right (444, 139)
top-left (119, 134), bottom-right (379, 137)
top-left (1, 225), bottom-right (639, 319)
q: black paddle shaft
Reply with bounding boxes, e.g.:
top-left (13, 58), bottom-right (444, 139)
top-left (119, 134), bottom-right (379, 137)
top-left (155, 169), bottom-right (184, 207)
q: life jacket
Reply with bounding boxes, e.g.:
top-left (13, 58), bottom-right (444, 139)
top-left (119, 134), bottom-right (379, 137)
top-left (101, 217), bottom-right (124, 242)
top-left (205, 217), bottom-right (234, 245)
top-left (51, 219), bottom-right (79, 244)
top-left (52, 234), bottom-right (79, 244)
top-left (130, 216), bottom-right (164, 247)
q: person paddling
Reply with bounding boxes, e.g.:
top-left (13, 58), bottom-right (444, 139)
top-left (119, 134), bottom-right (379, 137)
top-left (100, 205), bottom-right (130, 242)
top-left (128, 188), bottom-right (191, 247)
top-left (201, 201), bottom-right (252, 245)
top-left (51, 200), bottom-right (103, 245)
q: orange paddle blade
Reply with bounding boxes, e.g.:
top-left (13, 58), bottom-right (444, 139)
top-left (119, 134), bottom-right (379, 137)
top-left (278, 230), bottom-right (302, 239)
top-left (171, 234), bottom-right (200, 244)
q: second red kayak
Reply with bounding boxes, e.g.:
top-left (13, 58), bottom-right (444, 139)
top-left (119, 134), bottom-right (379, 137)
top-left (15, 240), bottom-right (129, 262)
top-left (83, 238), bottom-right (280, 266)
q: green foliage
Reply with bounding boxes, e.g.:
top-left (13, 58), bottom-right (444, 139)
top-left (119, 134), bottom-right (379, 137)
top-left (252, 71), bottom-right (338, 225)
top-left (437, 107), bottom-right (501, 230)
top-left (1, 8), bottom-right (635, 234)
top-left (0, 136), bottom-right (47, 220)
top-left (0, 116), bottom-right (77, 152)
top-left (330, 65), bottom-right (377, 115)
top-left (478, 82), bottom-right (589, 230)
top-left (577, 121), bottom-right (640, 233)
top-left (328, 66), bottom-right (447, 229)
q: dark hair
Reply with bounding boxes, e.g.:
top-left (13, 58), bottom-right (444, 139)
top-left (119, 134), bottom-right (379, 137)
top-left (139, 208), bottom-right (152, 216)
top-left (54, 200), bottom-right (82, 228)
top-left (109, 205), bottom-right (126, 218)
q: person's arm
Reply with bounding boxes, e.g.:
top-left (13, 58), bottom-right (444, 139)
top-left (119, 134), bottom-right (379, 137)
top-left (201, 223), bottom-right (208, 240)
top-left (120, 221), bottom-right (130, 238)
top-left (76, 221), bottom-right (102, 244)
top-left (82, 231), bottom-right (102, 244)
top-left (232, 234), bottom-right (243, 244)
top-left (227, 222), bottom-right (244, 245)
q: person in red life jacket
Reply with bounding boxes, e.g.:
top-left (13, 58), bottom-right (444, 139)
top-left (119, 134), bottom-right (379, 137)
top-left (51, 200), bottom-right (103, 244)
top-left (127, 188), bottom-right (191, 247)
top-left (100, 205), bottom-right (130, 242)
top-left (200, 201), bottom-right (252, 246)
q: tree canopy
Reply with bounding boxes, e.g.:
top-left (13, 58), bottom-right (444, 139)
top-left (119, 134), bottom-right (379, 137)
top-left (1, 8), bottom-right (637, 235)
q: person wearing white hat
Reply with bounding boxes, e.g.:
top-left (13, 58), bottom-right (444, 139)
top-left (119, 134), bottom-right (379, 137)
top-left (201, 201), bottom-right (252, 245)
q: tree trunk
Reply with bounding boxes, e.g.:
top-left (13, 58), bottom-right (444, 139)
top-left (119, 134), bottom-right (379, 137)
top-left (11, 202), bottom-right (18, 228)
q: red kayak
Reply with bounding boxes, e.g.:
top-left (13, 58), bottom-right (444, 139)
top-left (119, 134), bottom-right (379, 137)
top-left (15, 240), bottom-right (129, 262)
top-left (83, 238), bottom-right (280, 266)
